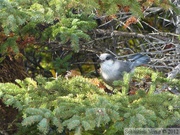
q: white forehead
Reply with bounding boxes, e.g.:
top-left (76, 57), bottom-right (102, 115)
top-left (99, 53), bottom-right (110, 60)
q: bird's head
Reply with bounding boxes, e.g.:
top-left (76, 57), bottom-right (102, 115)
top-left (99, 53), bottom-right (116, 66)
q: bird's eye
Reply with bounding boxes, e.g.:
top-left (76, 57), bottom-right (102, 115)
top-left (106, 56), bottom-right (111, 60)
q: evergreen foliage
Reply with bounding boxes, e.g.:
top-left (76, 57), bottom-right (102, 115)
top-left (0, 67), bottom-right (179, 135)
top-left (0, 0), bottom-right (180, 134)
top-left (53, 53), bottom-right (72, 74)
top-left (0, 0), bottom-right (177, 55)
top-left (0, 0), bottom-right (97, 53)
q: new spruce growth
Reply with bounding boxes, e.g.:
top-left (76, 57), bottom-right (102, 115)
top-left (0, 67), bottom-right (179, 135)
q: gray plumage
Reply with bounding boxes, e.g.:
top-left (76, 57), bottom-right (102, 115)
top-left (99, 53), bottom-right (150, 86)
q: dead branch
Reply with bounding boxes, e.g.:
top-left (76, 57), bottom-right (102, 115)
top-left (94, 29), bottom-right (180, 44)
top-left (168, 63), bottom-right (180, 79)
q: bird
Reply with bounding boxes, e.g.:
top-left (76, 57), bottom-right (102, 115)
top-left (99, 53), bottom-right (150, 86)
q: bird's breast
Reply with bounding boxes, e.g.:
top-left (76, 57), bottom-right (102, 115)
top-left (100, 62), bottom-right (123, 84)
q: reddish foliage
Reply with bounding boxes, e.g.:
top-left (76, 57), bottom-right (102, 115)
top-left (124, 16), bottom-right (138, 29)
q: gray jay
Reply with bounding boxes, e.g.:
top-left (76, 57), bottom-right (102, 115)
top-left (99, 53), bottom-right (150, 86)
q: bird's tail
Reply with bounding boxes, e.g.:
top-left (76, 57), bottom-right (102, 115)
top-left (128, 54), bottom-right (150, 68)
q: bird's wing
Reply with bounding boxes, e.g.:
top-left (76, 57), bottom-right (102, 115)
top-left (129, 54), bottom-right (150, 68)
top-left (116, 61), bottom-right (132, 73)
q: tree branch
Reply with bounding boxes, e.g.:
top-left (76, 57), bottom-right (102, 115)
top-left (94, 29), bottom-right (180, 43)
top-left (168, 63), bottom-right (180, 79)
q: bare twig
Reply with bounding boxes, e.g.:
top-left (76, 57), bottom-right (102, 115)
top-left (105, 49), bottom-right (118, 57)
top-left (95, 29), bottom-right (180, 44)
top-left (168, 63), bottom-right (180, 79)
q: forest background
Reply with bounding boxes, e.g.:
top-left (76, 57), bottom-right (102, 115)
top-left (0, 0), bottom-right (180, 135)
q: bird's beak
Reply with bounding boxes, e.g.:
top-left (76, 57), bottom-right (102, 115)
top-left (96, 54), bottom-right (102, 64)
top-left (97, 59), bottom-right (101, 64)
top-left (97, 59), bottom-right (104, 64)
